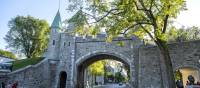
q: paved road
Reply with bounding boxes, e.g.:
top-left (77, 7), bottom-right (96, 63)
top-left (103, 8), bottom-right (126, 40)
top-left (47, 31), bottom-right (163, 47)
top-left (93, 84), bottom-right (130, 88)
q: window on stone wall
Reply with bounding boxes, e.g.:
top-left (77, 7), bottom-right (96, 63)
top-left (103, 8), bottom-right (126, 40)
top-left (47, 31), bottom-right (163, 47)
top-left (53, 40), bottom-right (55, 45)
top-left (64, 42), bottom-right (66, 47)
top-left (68, 42), bottom-right (70, 46)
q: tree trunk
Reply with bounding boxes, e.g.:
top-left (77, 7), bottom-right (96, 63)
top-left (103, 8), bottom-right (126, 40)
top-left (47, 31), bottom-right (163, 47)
top-left (156, 40), bottom-right (176, 88)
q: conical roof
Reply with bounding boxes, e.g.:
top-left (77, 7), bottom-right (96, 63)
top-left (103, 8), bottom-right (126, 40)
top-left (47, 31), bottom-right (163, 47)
top-left (51, 10), bottom-right (62, 28)
top-left (68, 9), bottom-right (87, 24)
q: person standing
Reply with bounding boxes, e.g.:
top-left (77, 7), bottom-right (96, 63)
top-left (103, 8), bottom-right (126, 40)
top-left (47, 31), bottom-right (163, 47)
top-left (12, 82), bottom-right (17, 88)
top-left (176, 80), bottom-right (184, 88)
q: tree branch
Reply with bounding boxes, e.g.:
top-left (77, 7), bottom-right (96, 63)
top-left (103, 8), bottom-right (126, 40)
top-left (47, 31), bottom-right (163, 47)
top-left (149, 0), bottom-right (154, 10)
top-left (138, 0), bottom-right (157, 30)
top-left (89, 9), bottom-right (119, 24)
top-left (121, 22), bottom-right (153, 35)
top-left (162, 5), bottom-right (170, 33)
top-left (134, 1), bottom-right (148, 11)
top-left (139, 24), bottom-right (156, 42)
top-left (82, 11), bottom-right (98, 22)
top-left (162, 14), bottom-right (169, 33)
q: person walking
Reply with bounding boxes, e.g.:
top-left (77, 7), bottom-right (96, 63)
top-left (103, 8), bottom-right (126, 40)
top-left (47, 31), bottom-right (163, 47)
top-left (12, 82), bottom-right (18, 88)
top-left (176, 80), bottom-right (184, 88)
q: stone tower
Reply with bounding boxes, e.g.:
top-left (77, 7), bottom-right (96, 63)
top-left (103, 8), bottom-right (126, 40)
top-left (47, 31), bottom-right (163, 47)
top-left (47, 10), bottom-right (62, 59)
top-left (46, 10), bottom-right (77, 88)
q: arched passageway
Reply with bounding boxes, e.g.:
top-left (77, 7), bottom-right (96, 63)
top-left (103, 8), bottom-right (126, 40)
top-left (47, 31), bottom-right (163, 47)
top-left (175, 67), bottom-right (200, 87)
top-left (76, 54), bottom-right (131, 88)
top-left (59, 71), bottom-right (67, 88)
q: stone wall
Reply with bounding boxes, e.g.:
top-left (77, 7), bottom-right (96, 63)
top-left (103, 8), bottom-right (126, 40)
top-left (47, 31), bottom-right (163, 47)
top-left (138, 40), bottom-right (200, 88)
top-left (138, 46), bottom-right (162, 88)
top-left (168, 41), bottom-right (200, 70)
top-left (5, 59), bottom-right (51, 88)
top-left (2, 35), bottom-right (200, 88)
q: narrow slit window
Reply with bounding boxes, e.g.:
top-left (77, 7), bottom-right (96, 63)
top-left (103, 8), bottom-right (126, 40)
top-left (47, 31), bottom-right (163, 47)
top-left (64, 42), bottom-right (66, 46)
top-left (68, 42), bottom-right (70, 46)
top-left (53, 40), bottom-right (55, 45)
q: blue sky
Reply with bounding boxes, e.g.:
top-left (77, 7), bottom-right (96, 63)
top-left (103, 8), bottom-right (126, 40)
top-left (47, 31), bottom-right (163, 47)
top-left (0, 0), bottom-right (71, 49)
top-left (0, 0), bottom-right (200, 50)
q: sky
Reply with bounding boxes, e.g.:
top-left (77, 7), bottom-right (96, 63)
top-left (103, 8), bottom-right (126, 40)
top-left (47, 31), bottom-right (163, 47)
top-left (0, 0), bottom-right (200, 50)
top-left (0, 0), bottom-right (71, 50)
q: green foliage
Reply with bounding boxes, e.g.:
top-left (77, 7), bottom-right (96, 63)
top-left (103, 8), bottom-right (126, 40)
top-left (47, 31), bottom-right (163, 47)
top-left (167, 26), bottom-right (200, 42)
top-left (174, 70), bottom-right (182, 81)
top-left (117, 41), bottom-right (125, 47)
top-left (114, 72), bottom-right (128, 82)
top-left (4, 16), bottom-right (50, 58)
top-left (12, 57), bottom-right (44, 71)
top-left (105, 72), bottom-right (113, 77)
top-left (68, 0), bottom-right (186, 43)
top-left (68, 9), bottom-right (87, 25)
top-left (114, 72), bottom-right (124, 82)
top-left (0, 49), bottom-right (17, 60)
top-left (88, 60), bottom-right (105, 76)
top-left (167, 26), bottom-right (178, 42)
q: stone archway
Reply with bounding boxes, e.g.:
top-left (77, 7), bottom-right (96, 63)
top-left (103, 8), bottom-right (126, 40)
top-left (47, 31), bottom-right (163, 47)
top-left (58, 71), bottom-right (67, 88)
top-left (175, 66), bottom-right (200, 87)
top-left (75, 54), bottom-right (131, 88)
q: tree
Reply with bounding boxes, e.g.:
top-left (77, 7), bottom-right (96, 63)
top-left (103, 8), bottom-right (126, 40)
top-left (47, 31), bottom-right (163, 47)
top-left (114, 72), bottom-right (124, 83)
top-left (4, 16), bottom-right (50, 58)
top-left (68, 0), bottom-right (186, 87)
top-left (88, 60), bottom-right (105, 84)
top-left (174, 70), bottom-right (182, 81)
top-left (0, 49), bottom-right (17, 60)
top-left (167, 26), bottom-right (200, 42)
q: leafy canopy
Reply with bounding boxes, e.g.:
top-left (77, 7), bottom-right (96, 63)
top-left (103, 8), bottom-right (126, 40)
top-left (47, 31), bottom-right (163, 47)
top-left (67, 0), bottom-right (186, 43)
top-left (4, 16), bottom-right (50, 58)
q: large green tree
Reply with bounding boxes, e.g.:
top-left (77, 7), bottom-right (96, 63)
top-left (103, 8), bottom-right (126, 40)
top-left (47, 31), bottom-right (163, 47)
top-left (0, 49), bottom-right (17, 60)
top-left (4, 16), bottom-right (50, 58)
top-left (68, 0), bottom-right (186, 87)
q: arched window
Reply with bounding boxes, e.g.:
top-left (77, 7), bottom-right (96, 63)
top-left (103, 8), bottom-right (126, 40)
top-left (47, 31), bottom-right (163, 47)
top-left (59, 71), bottom-right (67, 88)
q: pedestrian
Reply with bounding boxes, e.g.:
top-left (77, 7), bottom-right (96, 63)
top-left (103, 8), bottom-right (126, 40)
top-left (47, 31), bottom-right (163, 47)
top-left (7, 82), bottom-right (11, 88)
top-left (0, 82), bottom-right (5, 88)
top-left (176, 80), bottom-right (184, 88)
top-left (12, 82), bottom-right (18, 88)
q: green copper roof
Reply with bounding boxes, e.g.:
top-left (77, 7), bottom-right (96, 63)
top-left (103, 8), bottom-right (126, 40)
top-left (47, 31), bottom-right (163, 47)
top-left (68, 9), bottom-right (87, 24)
top-left (51, 10), bottom-right (62, 28)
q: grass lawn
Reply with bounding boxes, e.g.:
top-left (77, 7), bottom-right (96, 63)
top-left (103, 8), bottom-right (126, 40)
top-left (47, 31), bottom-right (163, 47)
top-left (12, 57), bottom-right (44, 71)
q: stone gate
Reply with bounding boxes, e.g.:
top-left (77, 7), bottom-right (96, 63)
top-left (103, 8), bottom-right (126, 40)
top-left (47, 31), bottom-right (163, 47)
top-left (45, 10), bottom-right (142, 88)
